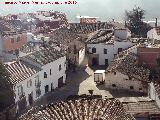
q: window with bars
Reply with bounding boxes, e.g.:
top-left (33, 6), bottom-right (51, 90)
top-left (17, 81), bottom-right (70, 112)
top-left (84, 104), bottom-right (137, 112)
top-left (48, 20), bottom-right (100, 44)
top-left (104, 49), bottom-right (107, 54)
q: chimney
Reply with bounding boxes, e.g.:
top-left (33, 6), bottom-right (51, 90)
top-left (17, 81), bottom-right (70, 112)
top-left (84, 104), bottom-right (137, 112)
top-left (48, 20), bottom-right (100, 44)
top-left (125, 21), bottom-right (127, 28)
top-left (155, 18), bottom-right (158, 28)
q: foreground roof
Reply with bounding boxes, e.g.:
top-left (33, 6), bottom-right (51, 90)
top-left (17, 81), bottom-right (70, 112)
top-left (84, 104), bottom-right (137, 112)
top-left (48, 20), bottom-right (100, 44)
top-left (20, 98), bottom-right (135, 120)
top-left (123, 101), bottom-right (160, 117)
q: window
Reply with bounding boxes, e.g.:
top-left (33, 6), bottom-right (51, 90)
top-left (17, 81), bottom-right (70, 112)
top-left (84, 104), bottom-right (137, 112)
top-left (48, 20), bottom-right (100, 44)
top-left (92, 48), bottom-right (96, 53)
top-left (59, 64), bottom-right (62, 71)
top-left (74, 45), bottom-right (77, 54)
top-left (17, 36), bottom-right (20, 42)
top-left (118, 48), bottom-right (123, 54)
top-left (11, 38), bottom-right (14, 43)
top-left (105, 59), bottom-right (108, 66)
top-left (139, 88), bottom-right (142, 91)
top-left (50, 69), bottom-right (52, 75)
top-left (104, 49), bottom-right (107, 54)
top-left (17, 85), bottom-right (23, 96)
top-left (64, 61), bottom-right (66, 67)
top-left (130, 86), bottom-right (134, 90)
top-left (27, 80), bottom-right (32, 88)
top-left (44, 72), bottom-right (47, 78)
top-left (35, 75), bottom-right (41, 88)
top-left (112, 84), bottom-right (116, 87)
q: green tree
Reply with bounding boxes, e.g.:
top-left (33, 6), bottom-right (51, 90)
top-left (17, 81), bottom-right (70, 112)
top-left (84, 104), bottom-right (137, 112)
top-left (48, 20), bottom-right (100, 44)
top-left (125, 6), bottom-right (151, 37)
top-left (0, 62), bottom-right (14, 111)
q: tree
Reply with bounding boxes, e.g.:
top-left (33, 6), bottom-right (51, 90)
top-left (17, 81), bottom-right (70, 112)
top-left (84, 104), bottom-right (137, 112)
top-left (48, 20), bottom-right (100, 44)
top-left (0, 62), bottom-right (14, 112)
top-left (125, 6), bottom-right (151, 37)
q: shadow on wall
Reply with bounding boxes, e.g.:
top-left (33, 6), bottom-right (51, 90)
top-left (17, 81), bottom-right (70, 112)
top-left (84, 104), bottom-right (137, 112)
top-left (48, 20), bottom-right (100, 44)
top-left (96, 84), bottom-right (147, 98)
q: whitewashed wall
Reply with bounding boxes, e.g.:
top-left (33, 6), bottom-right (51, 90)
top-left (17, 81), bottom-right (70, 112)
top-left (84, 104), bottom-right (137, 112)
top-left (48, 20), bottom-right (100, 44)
top-left (105, 72), bottom-right (147, 93)
top-left (40, 56), bottom-right (66, 96)
top-left (114, 29), bottom-right (131, 40)
top-left (87, 41), bottom-right (134, 65)
top-left (78, 48), bottom-right (85, 65)
top-left (14, 73), bottom-right (39, 112)
top-left (149, 82), bottom-right (160, 108)
top-left (14, 56), bottom-right (66, 113)
top-left (147, 28), bottom-right (160, 40)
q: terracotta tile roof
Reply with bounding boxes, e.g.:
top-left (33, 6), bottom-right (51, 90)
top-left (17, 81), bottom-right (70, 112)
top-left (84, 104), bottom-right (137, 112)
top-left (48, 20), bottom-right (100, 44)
top-left (20, 98), bottom-right (135, 120)
top-left (123, 101), bottom-right (160, 117)
top-left (70, 22), bottom-right (114, 34)
top-left (24, 45), bottom-right (65, 66)
top-left (86, 29), bottom-right (114, 44)
top-left (107, 49), bottom-right (150, 82)
top-left (50, 27), bottom-right (81, 44)
top-left (48, 28), bottom-right (85, 51)
top-left (6, 60), bottom-right (40, 85)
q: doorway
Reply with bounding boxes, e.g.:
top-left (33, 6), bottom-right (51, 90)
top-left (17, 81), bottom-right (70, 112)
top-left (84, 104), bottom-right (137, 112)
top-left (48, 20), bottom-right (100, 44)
top-left (45, 85), bottom-right (49, 93)
top-left (28, 92), bottom-right (33, 106)
top-left (92, 58), bottom-right (98, 66)
top-left (58, 77), bottom-right (64, 88)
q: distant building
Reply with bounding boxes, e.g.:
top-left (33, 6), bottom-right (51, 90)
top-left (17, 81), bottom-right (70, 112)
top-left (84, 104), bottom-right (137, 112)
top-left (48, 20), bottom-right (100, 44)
top-left (77, 16), bottom-right (98, 24)
top-left (0, 31), bottom-right (27, 61)
top-left (6, 46), bottom-right (67, 114)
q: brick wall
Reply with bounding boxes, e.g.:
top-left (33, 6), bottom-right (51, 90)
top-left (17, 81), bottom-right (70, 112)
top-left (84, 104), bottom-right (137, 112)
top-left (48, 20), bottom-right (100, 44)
top-left (138, 47), bottom-right (160, 70)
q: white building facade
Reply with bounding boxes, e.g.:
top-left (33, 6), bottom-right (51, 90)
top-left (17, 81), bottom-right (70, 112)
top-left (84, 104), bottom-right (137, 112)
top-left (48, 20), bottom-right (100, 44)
top-left (6, 48), bottom-right (67, 114)
top-left (87, 40), bottom-right (134, 66)
top-left (114, 29), bottom-right (131, 40)
top-left (147, 27), bottom-right (160, 40)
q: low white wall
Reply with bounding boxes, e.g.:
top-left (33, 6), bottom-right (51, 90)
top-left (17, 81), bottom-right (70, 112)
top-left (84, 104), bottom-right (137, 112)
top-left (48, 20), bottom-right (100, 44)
top-left (105, 72), bottom-right (147, 93)
top-left (79, 48), bottom-right (85, 65)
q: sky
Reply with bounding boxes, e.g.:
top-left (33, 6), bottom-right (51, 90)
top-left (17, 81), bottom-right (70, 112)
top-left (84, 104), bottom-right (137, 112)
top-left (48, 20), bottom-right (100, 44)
top-left (0, 0), bottom-right (160, 22)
